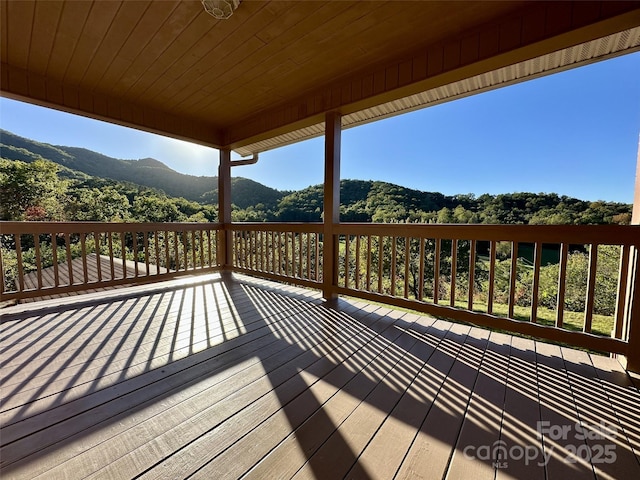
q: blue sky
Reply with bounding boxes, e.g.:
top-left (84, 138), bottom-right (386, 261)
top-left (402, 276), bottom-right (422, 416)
top-left (1, 52), bottom-right (639, 203)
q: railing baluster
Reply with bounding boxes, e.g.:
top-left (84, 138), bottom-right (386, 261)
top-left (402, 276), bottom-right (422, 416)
top-left (402, 236), bottom-right (409, 298)
top-left (378, 235), bottom-right (384, 294)
top-left (183, 231), bottom-right (188, 271)
top-left (240, 230), bottom-right (243, 269)
top-left (269, 230), bottom-right (274, 273)
top-left (165, 231), bottom-right (171, 272)
top-left (248, 230), bottom-right (253, 270)
top-left (450, 239), bottom-right (458, 307)
top-left (315, 233), bottom-right (320, 281)
top-left (258, 230), bottom-right (263, 272)
top-left (468, 239), bottom-right (476, 311)
top-left (344, 234), bottom-right (350, 288)
top-left (264, 231), bottom-right (269, 272)
top-left (143, 231), bottom-right (150, 275)
top-left (418, 237), bottom-right (425, 301)
top-left (207, 229), bottom-right (212, 267)
top-left (239, 230), bottom-right (244, 269)
top-left (260, 230), bottom-right (264, 272)
top-left (265, 230), bottom-right (270, 272)
top-left (488, 240), bottom-right (496, 314)
top-left (95, 232), bottom-right (102, 282)
top-left (232, 231), bottom-right (238, 268)
top-left (108, 232), bottom-right (115, 280)
top-left (121, 232), bottom-right (127, 279)
top-left (307, 233), bottom-right (312, 280)
top-left (261, 230), bottom-right (265, 272)
top-left (263, 230), bottom-right (266, 272)
top-left (191, 230), bottom-right (197, 269)
top-left (15, 234), bottom-right (25, 292)
top-left (173, 231), bottom-right (179, 271)
top-left (272, 231), bottom-right (276, 273)
top-left (298, 232), bottom-right (303, 278)
top-left (254, 230), bottom-right (259, 271)
top-left (65, 232), bottom-right (74, 285)
top-left (355, 235), bottom-right (361, 290)
top-left (278, 232), bottom-right (283, 275)
top-left (52, 232), bottom-right (60, 287)
top-left (531, 241), bottom-right (542, 322)
top-left (243, 230), bottom-right (248, 270)
top-left (433, 239), bottom-right (440, 304)
top-left (508, 241), bottom-right (518, 319)
top-left (290, 232), bottom-right (295, 277)
top-left (614, 244), bottom-right (630, 339)
top-left (283, 232), bottom-right (287, 275)
top-left (556, 242), bottom-right (568, 328)
top-left (199, 230), bottom-right (204, 268)
top-left (282, 232), bottom-right (293, 276)
top-left (80, 232), bottom-right (88, 283)
top-left (265, 231), bottom-right (270, 272)
top-left (132, 232), bottom-right (139, 277)
top-left (391, 236), bottom-right (396, 297)
top-left (288, 231), bottom-right (293, 275)
top-left (34, 233), bottom-right (43, 290)
top-left (366, 235), bottom-right (372, 291)
top-left (584, 243), bottom-right (598, 333)
top-left (237, 231), bottom-right (242, 268)
top-left (154, 231), bottom-right (161, 274)
top-left (252, 231), bottom-right (256, 273)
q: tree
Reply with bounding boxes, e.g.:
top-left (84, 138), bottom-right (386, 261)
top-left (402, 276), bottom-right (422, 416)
top-left (66, 187), bottom-right (131, 222)
top-left (132, 194), bottom-right (185, 222)
top-left (0, 158), bottom-right (67, 220)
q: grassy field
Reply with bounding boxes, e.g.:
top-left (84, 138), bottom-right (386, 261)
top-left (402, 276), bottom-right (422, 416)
top-left (463, 300), bottom-right (613, 337)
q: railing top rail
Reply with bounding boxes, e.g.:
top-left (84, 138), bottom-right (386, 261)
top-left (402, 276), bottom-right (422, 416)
top-left (333, 223), bottom-right (640, 245)
top-left (0, 221), bottom-right (223, 235)
top-left (2, 221), bottom-right (637, 245)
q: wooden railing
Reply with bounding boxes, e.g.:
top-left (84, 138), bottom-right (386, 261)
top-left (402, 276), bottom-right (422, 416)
top-left (228, 223), bottom-right (324, 289)
top-left (333, 224), bottom-right (640, 355)
top-left (0, 222), bottom-right (221, 302)
top-left (223, 222), bottom-right (639, 355)
top-left (2, 220), bottom-right (639, 360)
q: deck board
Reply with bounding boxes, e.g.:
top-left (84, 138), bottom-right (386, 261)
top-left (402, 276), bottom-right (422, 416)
top-left (1, 273), bottom-right (639, 479)
top-left (19, 253), bottom-right (170, 304)
top-left (495, 335), bottom-right (545, 480)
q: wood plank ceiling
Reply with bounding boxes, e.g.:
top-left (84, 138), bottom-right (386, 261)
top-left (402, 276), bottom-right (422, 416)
top-left (2, 1), bottom-right (640, 152)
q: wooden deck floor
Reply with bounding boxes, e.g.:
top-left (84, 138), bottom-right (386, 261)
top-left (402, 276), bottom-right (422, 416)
top-left (1, 273), bottom-right (639, 479)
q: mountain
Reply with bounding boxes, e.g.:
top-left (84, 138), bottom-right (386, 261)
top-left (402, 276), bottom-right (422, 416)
top-left (0, 129), bottom-right (285, 209)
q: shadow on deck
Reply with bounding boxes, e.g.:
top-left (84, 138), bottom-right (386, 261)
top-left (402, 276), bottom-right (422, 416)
top-left (1, 273), bottom-right (639, 479)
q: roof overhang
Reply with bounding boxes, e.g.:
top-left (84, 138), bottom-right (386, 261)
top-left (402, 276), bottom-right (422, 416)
top-left (235, 24), bottom-right (640, 156)
top-left (2, 1), bottom-right (639, 155)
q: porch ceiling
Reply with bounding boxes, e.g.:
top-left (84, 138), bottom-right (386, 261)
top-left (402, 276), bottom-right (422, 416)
top-left (1, 1), bottom-right (640, 154)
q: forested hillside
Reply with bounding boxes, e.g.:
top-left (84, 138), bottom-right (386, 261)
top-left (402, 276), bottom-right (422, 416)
top-left (0, 130), bottom-right (632, 225)
top-left (275, 180), bottom-right (631, 225)
top-left (0, 129), bottom-right (284, 208)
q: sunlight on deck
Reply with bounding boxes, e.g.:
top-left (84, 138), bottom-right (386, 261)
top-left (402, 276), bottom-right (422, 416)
top-left (1, 274), bottom-right (639, 479)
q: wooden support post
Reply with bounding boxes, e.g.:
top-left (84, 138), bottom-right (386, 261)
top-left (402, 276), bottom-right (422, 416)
top-left (218, 148), bottom-right (232, 270)
top-left (623, 140), bottom-right (640, 373)
top-left (624, 250), bottom-right (640, 373)
top-left (323, 111), bottom-right (341, 300)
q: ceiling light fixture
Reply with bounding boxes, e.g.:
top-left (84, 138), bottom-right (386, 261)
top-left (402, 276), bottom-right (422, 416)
top-left (201, 0), bottom-right (241, 20)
